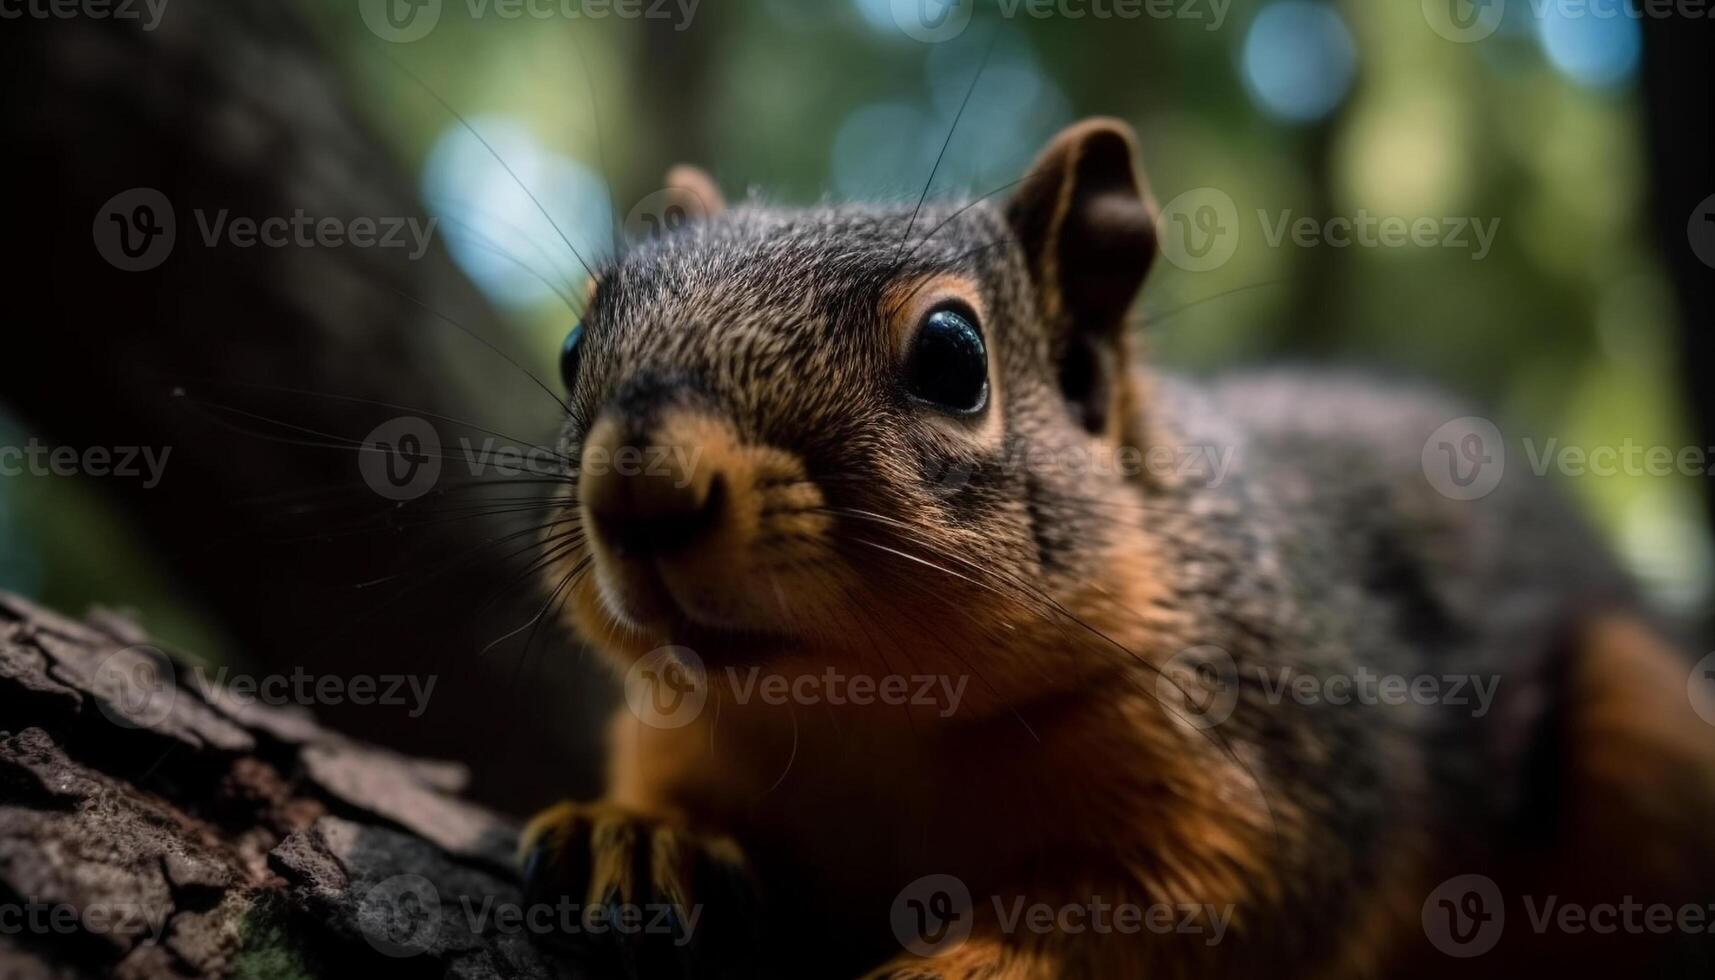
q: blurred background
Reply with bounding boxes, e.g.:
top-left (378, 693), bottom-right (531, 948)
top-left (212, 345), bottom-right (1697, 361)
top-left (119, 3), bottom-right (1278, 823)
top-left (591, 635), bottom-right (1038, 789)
top-left (1, 0), bottom-right (1709, 812)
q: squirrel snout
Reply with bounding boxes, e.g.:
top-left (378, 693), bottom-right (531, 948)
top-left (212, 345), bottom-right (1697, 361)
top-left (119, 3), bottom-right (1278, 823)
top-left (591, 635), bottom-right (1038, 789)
top-left (581, 414), bottom-right (726, 558)
top-left (575, 399), bottom-right (823, 636)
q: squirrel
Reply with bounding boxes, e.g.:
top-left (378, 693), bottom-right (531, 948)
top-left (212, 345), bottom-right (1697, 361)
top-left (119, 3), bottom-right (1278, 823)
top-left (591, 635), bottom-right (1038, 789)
top-left (516, 119), bottom-right (1715, 979)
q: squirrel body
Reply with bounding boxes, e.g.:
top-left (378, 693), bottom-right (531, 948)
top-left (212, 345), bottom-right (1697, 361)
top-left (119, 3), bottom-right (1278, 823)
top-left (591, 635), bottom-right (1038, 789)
top-left (522, 121), bottom-right (1715, 978)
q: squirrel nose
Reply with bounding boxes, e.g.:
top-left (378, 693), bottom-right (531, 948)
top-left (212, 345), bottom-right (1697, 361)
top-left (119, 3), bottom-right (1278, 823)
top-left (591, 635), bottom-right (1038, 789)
top-left (581, 416), bottom-right (724, 557)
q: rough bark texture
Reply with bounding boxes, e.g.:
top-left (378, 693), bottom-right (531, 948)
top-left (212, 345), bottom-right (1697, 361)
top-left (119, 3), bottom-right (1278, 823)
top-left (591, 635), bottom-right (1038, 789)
top-left (0, 591), bottom-right (567, 980)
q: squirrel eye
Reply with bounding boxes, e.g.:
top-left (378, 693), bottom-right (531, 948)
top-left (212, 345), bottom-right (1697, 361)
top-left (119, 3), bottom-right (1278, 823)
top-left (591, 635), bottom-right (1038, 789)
top-left (559, 322), bottom-right (585, 391)
top-left (904, 308), bottom-right (988, 415)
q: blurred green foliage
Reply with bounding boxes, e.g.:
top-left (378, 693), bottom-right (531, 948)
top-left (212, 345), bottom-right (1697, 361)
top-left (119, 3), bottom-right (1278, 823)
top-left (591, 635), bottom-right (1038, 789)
top-left (2, 0), bottom-right (1707, 647)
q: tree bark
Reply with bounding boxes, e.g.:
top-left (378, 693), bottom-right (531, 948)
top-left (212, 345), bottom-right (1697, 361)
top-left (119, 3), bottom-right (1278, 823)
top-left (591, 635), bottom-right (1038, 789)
top-left (0, 591), bottom-right (576, 979)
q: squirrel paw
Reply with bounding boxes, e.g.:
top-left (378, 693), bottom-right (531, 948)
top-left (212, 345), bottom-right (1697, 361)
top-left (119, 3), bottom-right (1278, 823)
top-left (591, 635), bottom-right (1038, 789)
top-left (518, 800), bottom-right (762, 978)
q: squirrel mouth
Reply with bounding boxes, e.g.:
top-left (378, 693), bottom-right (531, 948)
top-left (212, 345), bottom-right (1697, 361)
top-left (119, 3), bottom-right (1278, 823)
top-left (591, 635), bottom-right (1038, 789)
top-left (594, 554), bottom-right (790, 657)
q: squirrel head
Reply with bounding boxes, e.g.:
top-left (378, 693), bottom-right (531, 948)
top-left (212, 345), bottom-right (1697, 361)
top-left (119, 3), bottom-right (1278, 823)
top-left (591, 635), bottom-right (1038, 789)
top-left (551, 119), bottom-right (1166, 718)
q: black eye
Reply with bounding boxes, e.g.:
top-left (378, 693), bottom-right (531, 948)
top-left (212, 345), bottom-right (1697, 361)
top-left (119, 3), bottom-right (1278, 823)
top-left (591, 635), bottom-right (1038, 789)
top-left (559, 321), bottom-right (585, 391)
top-left (905, 308), bottom-right (988, 414)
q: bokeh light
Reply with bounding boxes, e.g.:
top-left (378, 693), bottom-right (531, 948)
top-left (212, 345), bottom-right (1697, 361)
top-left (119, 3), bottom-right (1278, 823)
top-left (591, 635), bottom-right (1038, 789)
top-left (1535, 4), bottom-right (1642, 88)
top-left (420, 117), bottom-right (613, 312)
top-left (924, 30), bottom-right (1071, 191)
top-left (1241, 1), bottom-right (1357, 124)
top-left (849, 0), bottom-right (902, 35)
top-left (830, 29), bottom-right (1071, 201)
top-left (3, 0), bottom-right (1706, 658)
top-left (831, 103), bottom-right (940, 199)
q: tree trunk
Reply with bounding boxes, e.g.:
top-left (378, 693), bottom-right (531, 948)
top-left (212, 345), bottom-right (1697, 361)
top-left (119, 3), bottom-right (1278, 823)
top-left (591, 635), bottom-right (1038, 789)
top-left (1640, 10), bottom-right (1715, 648)
top-left (0, 0), bottom-right (607, 811)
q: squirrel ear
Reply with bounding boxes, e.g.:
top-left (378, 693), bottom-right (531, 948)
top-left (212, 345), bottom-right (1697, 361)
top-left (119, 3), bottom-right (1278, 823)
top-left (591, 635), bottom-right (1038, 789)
top-left (1006, 118), bottom-right (1157, 434)
top-left (665, 165), bottom-right (726, 218)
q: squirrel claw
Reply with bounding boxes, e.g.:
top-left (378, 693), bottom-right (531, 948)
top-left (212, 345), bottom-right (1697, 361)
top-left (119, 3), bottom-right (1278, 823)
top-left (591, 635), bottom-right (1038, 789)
top-left (518, 800), bottom-right (763, 979)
